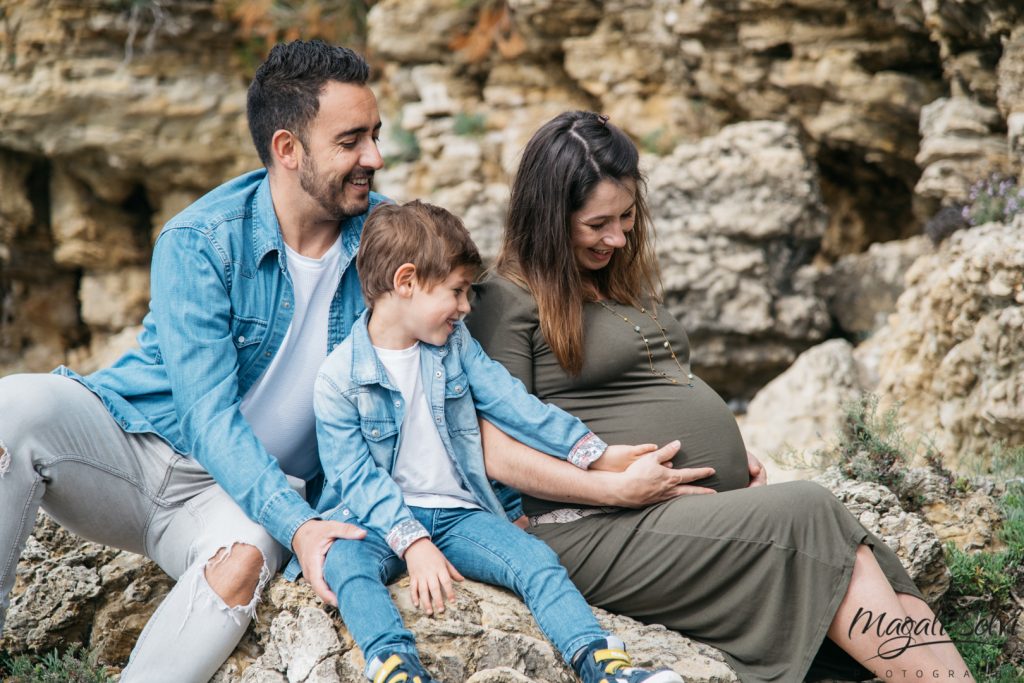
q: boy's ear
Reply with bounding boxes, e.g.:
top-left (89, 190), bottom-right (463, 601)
top-left (393, 263), bottom-right (417, 297)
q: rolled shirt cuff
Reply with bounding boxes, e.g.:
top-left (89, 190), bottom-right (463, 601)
top-left (568, 432), bottom-right (608, 469)
top-left (386, 519), bottom-right (430, 557)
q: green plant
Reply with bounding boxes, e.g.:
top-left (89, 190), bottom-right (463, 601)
top-left (943, 614), bottom-right (1008, 680)
top-left (999, 484), bottom-right (1024, 562)
top-left (452, 112), bottom-right (487, 137)
top-left (961, 174), bottom-right (1024, 227)
top-left (0, 644), bottom-right (113, 683)
top-left (938, 484), bottom-right (1024, 680)
top-left (945, 543), bottom-right (1014, 605)
top-left (831, 394), bottom-right (918, 500)
top-left (383, 113), bottom-right (420, 165)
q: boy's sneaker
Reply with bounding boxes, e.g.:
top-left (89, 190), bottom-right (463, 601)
top-left (368, 653), bottom-right (438, 683)
top-left (572, 637), bottom-right (683, 683)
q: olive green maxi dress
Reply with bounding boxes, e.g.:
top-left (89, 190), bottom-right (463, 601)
top-left (467, 276), bottom-right (924, 683)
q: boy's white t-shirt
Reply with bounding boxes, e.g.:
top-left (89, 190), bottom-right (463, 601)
top-left (240, 238), bottom-right (342, 481)
top-left (374, 342), bottom-right (480, 510)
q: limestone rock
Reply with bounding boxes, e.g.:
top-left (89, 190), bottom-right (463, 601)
top-left (818, 236), bottom-right (933, 336)
top-left (914, 97), bottom-right (1012, 211)
top-left (0, 151), bottom-right (34, 253)
top-left (224, 579), bottom-right (736, 683)
top-left (741, 339), bottom-right (863, 476)
top-left (816, 469), bottom-right (951, 605)
top-left (916, 0), bottom-right (1023, 104)
top-left (647, 120), bottom-right (831, 397)
top-left (79, 268), bottom-right (150, 331)
top-left (998, 26), bottom-right (1024, 172)
top-left (872, 218), bottom-right (1024, 469)
top-left (367, 0), bottom-right (478, 64)
top-left (50, 168), bottom-right (148, 270)
top-left (920, 490), bottom-right (1005, 553)
top-left (2, 514), bottom-right (119, 653)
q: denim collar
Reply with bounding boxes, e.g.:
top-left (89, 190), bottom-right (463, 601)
top-left (349, 310), bottom-right (452, 388)
top-left (251, 173), bottom-right (286, 270)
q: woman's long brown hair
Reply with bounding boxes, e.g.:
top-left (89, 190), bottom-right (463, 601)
top-left (494, 111), bottom-right (662, 375)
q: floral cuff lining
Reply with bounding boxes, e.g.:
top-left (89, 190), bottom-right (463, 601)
top-left (568, 432), bottom-right (608, 469)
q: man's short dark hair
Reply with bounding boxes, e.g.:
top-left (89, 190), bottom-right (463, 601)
top-left (247, 40), bottom-right (370, 166)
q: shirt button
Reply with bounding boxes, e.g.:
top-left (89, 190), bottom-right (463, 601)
top-left (435, 371), bottom-right (442, 379)
top-left (264, 351), bottom-right (272, 358)
top-left (435, 416), bottom-right (442, 424)
top-left (237, 335), bottom-right (246, 343)
top-left (371, 429), bottom-right (380, 437)
top-left (454, 385), bottom-right (462, 392)
top-left (343, 509), bottom-right (350, 516)
top-left (394, 400), bottom-right (401, 408)
top-left (687, 373), bottom-right (694, 379)
top-left (283, 301), bottom-right (291, 309)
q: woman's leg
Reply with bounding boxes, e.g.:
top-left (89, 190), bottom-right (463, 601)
top-left (827, 545), bottom-right (972, 680)
top-left (897, 593), bottom-right (972, 674)
top-left (527, 480), bottom-right (968, 682)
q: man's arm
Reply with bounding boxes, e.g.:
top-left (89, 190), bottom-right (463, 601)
top-left (480, 420), bottom-right (715, 508)
top-left (151, 227), bottom-right (317, 547)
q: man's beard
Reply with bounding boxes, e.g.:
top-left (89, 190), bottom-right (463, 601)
top-left (299, 153), bottom-right (373, 221)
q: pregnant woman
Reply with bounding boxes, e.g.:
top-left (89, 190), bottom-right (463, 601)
top-left (467, 111), bottom-right (971, 682)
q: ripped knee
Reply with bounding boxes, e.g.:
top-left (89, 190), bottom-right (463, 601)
top-left (0, 439), bottom-right (9, 477)
top-left (202, 542), bottom-right (271, 609)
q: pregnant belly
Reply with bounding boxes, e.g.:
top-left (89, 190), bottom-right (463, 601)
top-left (579, 376), bottom-right (751, 493)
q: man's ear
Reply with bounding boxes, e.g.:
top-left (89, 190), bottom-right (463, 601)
top-left (393, 263), bottom-right (417, 297)
top-left (270, 129), bottom-right (302, 171)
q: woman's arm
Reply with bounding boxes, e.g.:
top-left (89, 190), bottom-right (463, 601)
top-left (481, 420), bottom-right (715, 508)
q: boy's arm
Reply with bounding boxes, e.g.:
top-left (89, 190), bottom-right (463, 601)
top-left (455, 323), bottom-right (606, 469)
top-left (150, 227), bottom-right (317, 549)
top-left (314, 373), bottom-right (429, 557)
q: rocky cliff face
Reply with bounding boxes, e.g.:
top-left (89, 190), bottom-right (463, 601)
top-left (2, 0), bottom-right (1021, 400)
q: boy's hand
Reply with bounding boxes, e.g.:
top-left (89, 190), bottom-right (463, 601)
top-left (404, 538), bottom-right (464, 616)
top-left (591, 442), bottom-right (672, 472)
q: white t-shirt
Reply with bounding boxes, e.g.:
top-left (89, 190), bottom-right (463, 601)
top-left (375, 342), bottom-right (480, 510)
top-left (240, 237), bottom-right (342, 480)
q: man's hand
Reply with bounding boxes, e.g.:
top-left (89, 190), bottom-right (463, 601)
top-left (404, 538), bottom-right (464, 616)
top-left (292, 518), bottom-right (367, 607)
top-left (609, 440), bottom-right (716, 507)
top-left (746, 450), bottom-right (767, 487)
top-left (591, 443), bottom-right (660, 472)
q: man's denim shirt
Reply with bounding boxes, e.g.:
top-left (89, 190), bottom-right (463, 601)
top-left (54, 169), bottom-right (387, 549)
top-left (283, 310), bottom-right (607, 578)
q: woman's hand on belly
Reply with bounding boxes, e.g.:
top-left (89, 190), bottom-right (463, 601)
top-left (746, 450), bottom-right (767, 487)
top-left (612, 443), bottom-right (717, 508)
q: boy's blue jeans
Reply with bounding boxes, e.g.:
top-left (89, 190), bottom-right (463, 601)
top-left (323, 506), bottom-right (607, 676)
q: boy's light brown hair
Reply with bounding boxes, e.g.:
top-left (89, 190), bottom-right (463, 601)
top-left (357, 200), bottom-right (483, 307)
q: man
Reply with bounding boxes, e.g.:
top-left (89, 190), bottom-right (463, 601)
top-left (0, 40), bottom-right (382, 681)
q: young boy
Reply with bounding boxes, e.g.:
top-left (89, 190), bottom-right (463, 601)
top-left (297, 200), bottom-right (683, 683)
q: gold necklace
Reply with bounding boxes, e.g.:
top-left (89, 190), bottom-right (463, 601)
top-left (596, 299), bottom-right (695, 386)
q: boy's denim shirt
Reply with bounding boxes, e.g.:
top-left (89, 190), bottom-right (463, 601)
top-left (53, 169), bottom-right (387, 550)
top-left (285, 309), bottom-right (607, 577)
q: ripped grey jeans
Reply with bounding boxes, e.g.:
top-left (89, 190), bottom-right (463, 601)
top-left (0, 374), bottom-right (290, 682)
